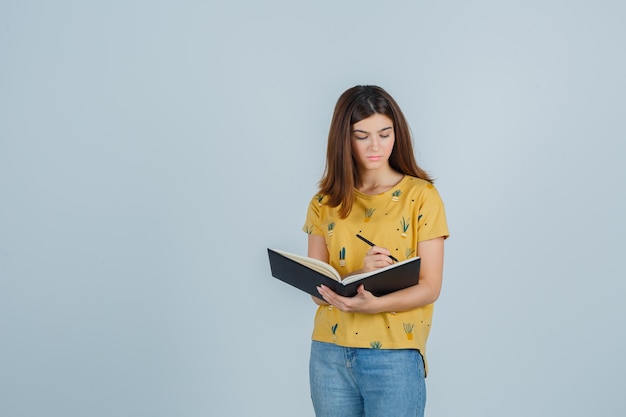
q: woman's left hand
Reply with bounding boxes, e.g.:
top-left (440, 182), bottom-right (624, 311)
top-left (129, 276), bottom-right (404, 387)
top-left (316, 284), bottom-right (381, 314)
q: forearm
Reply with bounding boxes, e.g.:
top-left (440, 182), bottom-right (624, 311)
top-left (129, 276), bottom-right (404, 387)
top-left (373, 237), bottom-right (445, 313)
top-left (369, 281), bottom-right (440, 314)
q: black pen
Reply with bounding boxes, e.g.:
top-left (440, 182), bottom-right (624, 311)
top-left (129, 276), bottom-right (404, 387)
top-left (356, 234), bottom-right (399, 262)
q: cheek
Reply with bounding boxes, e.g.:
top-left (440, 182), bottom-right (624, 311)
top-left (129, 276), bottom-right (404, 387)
top-left (385, 138), bottom-right (396, 154)
top-left (351, 141), bottom-right (366, 157)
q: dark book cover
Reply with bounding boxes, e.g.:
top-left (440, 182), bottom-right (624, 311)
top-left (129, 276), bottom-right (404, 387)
top-left (267, 248), bottom-right (420, 298)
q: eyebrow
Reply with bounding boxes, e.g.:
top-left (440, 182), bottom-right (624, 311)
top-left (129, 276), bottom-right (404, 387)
top-left (352, 126), bottom-right (393, 134)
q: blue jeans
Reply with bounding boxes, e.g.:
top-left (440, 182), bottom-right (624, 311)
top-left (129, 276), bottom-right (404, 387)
top-left (309, 341), bottom-right (426, 417)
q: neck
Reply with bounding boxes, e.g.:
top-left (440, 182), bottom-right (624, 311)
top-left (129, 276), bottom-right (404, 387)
top-left (357, 168), bottom-right (404, 195)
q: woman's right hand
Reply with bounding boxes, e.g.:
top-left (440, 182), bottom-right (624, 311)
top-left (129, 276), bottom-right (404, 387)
top-left (361, 246), bottom-right (394, 272)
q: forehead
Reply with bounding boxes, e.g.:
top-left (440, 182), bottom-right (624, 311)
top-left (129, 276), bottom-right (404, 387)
top-left (352, 113), bottom-right (393, 132)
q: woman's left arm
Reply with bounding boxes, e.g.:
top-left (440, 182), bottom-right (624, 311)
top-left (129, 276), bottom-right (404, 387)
top-left (316, 237), bottom-right (445, 314)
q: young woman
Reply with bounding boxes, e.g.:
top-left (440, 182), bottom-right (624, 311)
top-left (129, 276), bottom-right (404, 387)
top-left (303, 85), bottom-right (449, 417)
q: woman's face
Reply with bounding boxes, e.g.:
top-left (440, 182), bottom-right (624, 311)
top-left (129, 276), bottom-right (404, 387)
top-left (351, 113), bottom-right (395, 173)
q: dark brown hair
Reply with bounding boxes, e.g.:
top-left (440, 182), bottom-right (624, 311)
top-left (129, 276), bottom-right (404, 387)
top-left (318, 85), bottom-right (432, 218)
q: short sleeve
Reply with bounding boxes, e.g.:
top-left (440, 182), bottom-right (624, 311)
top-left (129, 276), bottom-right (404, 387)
top-left (416, 184), bottom-right (449, 242)
top-left (302, 194), bottom-right (326, 236)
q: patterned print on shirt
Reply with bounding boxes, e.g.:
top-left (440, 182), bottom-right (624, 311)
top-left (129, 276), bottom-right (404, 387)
top-left (400, 216), bottom-right (410, 238)
top-left (327, 222), bottom-right (335, 236)
top-left (391, 189), bottom-right (402, 201)
top-left (403, 323), bottom-right (415, 340)
top-left (364, 208), bottom-right (376, 222)
top-left (370, 341), bottom-right (382, 349)
top-left (339, 247), bottom-right (346, 266)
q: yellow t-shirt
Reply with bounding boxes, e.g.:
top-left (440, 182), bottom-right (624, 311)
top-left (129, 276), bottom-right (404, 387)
top-left (302, 175), bottom-right (449, 369)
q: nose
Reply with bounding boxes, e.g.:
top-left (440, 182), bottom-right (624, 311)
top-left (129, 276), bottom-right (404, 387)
top-left (370, 137), bottom-right (380, 151)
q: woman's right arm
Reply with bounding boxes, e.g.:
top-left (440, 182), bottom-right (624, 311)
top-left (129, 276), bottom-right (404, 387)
top-left (308, 234), bottom-right (330, 305)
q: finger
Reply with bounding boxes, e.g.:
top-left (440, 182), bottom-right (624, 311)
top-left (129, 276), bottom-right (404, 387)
top-left (357, 284), bottom-right (367, 295)
top-left (356, 285), bottom-right (374, 298)
top-left (317, 285), bottom-right (329, 301)
top-left (318, 285), bottom-right (340, 304)
top-left (373, 256), bottom-right (393, 268)
top-left (369, 245), bottom-right (391, 257)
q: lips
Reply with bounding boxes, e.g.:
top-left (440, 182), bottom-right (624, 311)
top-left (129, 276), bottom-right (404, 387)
top-left (367, 156), bottom-right (382, 161)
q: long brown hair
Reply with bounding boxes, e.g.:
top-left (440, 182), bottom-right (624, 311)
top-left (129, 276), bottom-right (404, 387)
top-left (318, 85), bottom-right (432, 218)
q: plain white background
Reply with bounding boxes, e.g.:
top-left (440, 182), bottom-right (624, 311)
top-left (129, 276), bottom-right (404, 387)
top-left (1, 1), bottom-right (625, 416)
